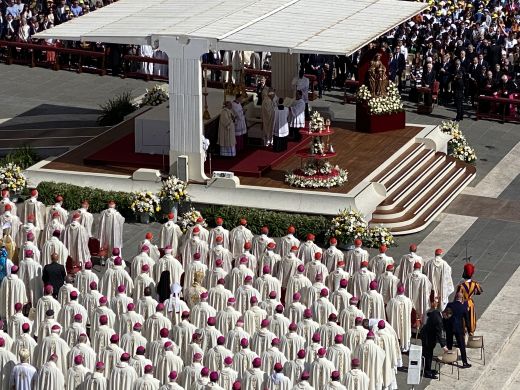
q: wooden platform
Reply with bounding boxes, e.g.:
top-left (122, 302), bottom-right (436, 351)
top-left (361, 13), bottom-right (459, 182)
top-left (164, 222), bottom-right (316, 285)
top-left (239, 122), bottom-right (424, 194)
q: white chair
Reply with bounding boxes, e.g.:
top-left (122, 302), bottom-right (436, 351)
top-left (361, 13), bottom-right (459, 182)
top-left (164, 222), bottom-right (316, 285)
top-left (467, 335), bottom-right (485, 365)
top-left (435, 349), bottom-right (460, 380)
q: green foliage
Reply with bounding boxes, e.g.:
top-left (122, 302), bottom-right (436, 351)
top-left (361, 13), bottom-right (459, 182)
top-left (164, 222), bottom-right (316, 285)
top-left (1, 146), bottom-right (40, 169)
top-left (201, 205), bottom-right (330, 244)
top-left (97, 91), bottom-right (137, 126)
top-left (28, 181), bottom-right (134, 219)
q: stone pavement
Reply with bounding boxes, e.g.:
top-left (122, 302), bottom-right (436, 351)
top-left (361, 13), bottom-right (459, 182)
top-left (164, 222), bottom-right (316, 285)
top-left (2, 65), bottom-right (520, 389)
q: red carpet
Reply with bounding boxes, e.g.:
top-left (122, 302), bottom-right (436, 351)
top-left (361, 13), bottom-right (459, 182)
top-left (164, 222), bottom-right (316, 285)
top-left (85, 132), bottom-right (169, 170)
top-left (207, 136), bottom-right (310, 177)
top-left (85, 129), bottom-right (309, 178)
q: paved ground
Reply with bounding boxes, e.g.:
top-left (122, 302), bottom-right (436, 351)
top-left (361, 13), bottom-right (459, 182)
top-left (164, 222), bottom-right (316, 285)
top-left (2, 65), bottom-right (520, 389)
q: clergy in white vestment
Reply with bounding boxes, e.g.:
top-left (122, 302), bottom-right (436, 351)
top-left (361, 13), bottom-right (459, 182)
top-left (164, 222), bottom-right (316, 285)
top-left (58, 290), bottom-right (88, 329)
top-left (110, 285), bottom-right (134, 317)
top-left (41, 231), bottom-right (69, 266)
top-left (36, 309), bottom-right (58, 342)
top-left (12, 323), bottom-right (37, 363)
top-left (184, 254), bottom-right (209, 295)
top-left (324, 371), bottom-right (347, 390)
top-left (251, 319), bottom-right (276, 357)
top-left (0, 337), bottom-right (16, 390)
top-left (46, 195), bottom-right (68, 225)
top-left (63, 213), bottom-right (90, 265)
top-left (386, 285), bottom-right (413, 352)
top-left (330, 278), bottom-right (352, 313)
top-left (369, 245), bottom-right (395, 277)
top-left (153, 247), bottom-right (183, 286)
top-left (91, 314), bottom-right (115, 354)
top-left (266, 363), bottom-right (293, 390)
top-left (105, 247), bottom-right (127, 270)
top-left (218, 101), bottom-right (237, 157)
top-left (33, 285), bottom-right (61, 337)
top-left (326, 335), bottom-right (351, 382)
top-left (258, 242), bottom-right (281, 277)
top-left (161, 370), bottom-right (183, 390)
top-left (0, 190), bottom-right (16, 216)
top-left (89, 294), bottom-right (115, 334)
top-left (63, 315), bottom-right (87, 347)
top-left (241, 357), bottom-right (267, 390)
top-left (19, 189), bottom-right (46, 229)
top-left (237, 242), bottom-right (258, 274)
top-left (204, 336), bottom-right (232, 372)
top-left (277, 227), bottom-right (300, 260)
top-left (251, 226), bottom-right (274, 260)
top-left (17, 216), bottom-right (40, 252)
top-left (69, 200), bottom-right (94, 237)
top-left (100, 257), bottom-right (134, 300)
top-left (261, 338), bottom-right (287, 375)
top-left (0, 321), bottom-right (13, 352)
top-left (229, 219), bottom-right (254, 258)
top-left (255, 265), bottom-right (281, 301)
top-left (171, 312), bottom-right (197, 361)
top-left (57, 276), bottom-right (80, 306)
top-left (219, 357), bottom-right (239, 389)
top-left (339, 296), bottom-right (365, 333)
top-left (159, 213), bottom-right (183, 254)
top-left (288, 91), bottom-right (306, 137)
top-left (181, 232), bottom-right (209, 270)
top-left (108, 353), bottom-right (138, 390)
top-left (208, 278), bottom-right (233, 313)
top-left (121, 322), bottom-right (147, 355)
top-left (215, 297), bottom-right (241, 335)
top-left (318, 313), bottom-right (345, 349)
top-left (261, 88), bottom-right (275, 147)
top-left (136, 288), bottom-right (159, 319)
top-left (208, 217), bottom-right (230, 250)
top-left (231, 95), bottom-right (247, 152)
top-left (34, 354), bottom-right (64, 390)
top-left (281, 322), bottom-right (306, 361)
top-left (323, 237), bottom-right (345, 273)
top-left (20, 233), bottom-right (40, 263)
top-left (235, 276), bottom-right (261, 314)
top-left (36, 325), bottom-right (70, 377)
top-left (66, 355), bottom-right (89, 390)
top-left (404, 262), bottom-right (432, 325)
top-left (302, 273), bottom-right (327, 309)
top-left (345, 239), bottom-right (369, 275)
top-left (293, 371), bottom-right (313, 390)
top-left (133, 364), bottom-right (160, 390)
top-left (424, 248), bottom-right (454, 310)
top-left (191, 291), bottom-right (217, 329)
top-left (376, 264), bottom-right (400, 304)
top-left (192, 367), bottom-right (210, 389)
top-left (312, 288), bottom-right (338, 325)
top-left (156, 343), bottom-right (184, 384)
top-left (10, 349), bottom-right (37, 390)
top-left (297, 234), bottom-right (321, 264)
top-left (68, 334), bottom-right (96, 371)
top-left (228, 256), bottom-right (254, 294)
top-left (360, 281), bottom-right (386, 320)
top-left (208, 236), bottom-right (233, 272)
top-left (376, 320), bottom-right (400, 390)
top-left (346, 317), bottom-right (369, 353)
top-left (292, 70), bottom-right (310, 104)
top-left (284, 353), bottom-right (307, 385)
top-left (129, 346), bottom-right (152, 376)
top-left (232, 339), bottom-right (256, 377)
top-left (137, 232), bottom-right (161, 262)
top-left (310, 347), bottom-right (336, 388)
top-left (143, 303), bottom-right (172, 342)
top-left (0, 204), bottom-right (21, 249)
top-left (185, 219), bottom-right (210, 244)
top-left (272, 98), bottom-right (290, 152)
top-left (277, 246), bottom-right (302, 292)
top-left (117, 305), bottom-right (145, 341)
top-left (242, 296), bottom-right (266, 336)
top-left (350, 261), bottom-right (376, 299)
top-left (133, 265), bottom-right (156, 302)
top-left (97, 200), bottom-right (125, 255)
top-left (297, 309), bottom-right (320, 346)
top-left (82, 362), bottom-right (107, 390)
top-left (344, 358), bottom-right (370, 390)
top-left (198, 317), bottom-right (223, 352)
top-left (131, 246), bottom-right (155, 279)
top-left (269, 306), bottom-right (291, 339)
top-left (285, 264), bottom-right (312, 306)
top-left (179, 353), bottom-right (204, 388)
top-left (259, 290), bottom-right (281, 317)
top-left (305, 252), bottom-right (329, 284)
top-left (354, 331), bottom-right (385, 390)
top-left (284, 292), bottom-right (306, 324)
top-left (76, 261), bottom-right (99, 295)
top-left (18, 249), bottom-right (43, 305)
top-left (0, 265), bottom-right (27, 319)
top-left (40, 212), bottom-right (65, 247)
top-left (396, 244), bottom-right (423, 284)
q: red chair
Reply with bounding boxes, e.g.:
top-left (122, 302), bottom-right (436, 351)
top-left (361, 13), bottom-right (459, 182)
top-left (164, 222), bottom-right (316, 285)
top-left (431, 81), bottom-right (440, 106)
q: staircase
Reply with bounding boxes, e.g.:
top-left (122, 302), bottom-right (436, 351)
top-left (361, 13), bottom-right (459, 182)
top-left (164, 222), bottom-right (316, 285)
top-left (370, 143), bottom-right (476, 235)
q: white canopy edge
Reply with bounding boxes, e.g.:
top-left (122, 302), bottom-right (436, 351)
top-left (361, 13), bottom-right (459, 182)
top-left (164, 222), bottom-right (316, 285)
top-left (35, 0), bottom-right (427, 56)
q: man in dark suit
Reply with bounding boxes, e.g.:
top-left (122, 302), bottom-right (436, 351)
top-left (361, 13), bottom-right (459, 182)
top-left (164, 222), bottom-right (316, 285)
top-left (421, 298), bottom-right (448, 379)
top-left (443, 292), bottom-right (472, 368)
top-left (421, 62), bottom-right (436, 106)
top-left (389, 48), bottom-right (406, 91)
top-left (42, 253), bottom-right (66, 299)
top-left (453, 70), bottom-right (465, 121)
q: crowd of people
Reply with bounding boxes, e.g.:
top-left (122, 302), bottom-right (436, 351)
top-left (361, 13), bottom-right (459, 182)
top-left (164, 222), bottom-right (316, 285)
top-left (0, 187), bottom-right (484, 389)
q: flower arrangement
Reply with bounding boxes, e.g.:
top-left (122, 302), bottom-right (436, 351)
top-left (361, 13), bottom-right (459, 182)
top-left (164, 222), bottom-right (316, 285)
top-left (285, 167), bottom-right (348, 188)
top-left (0, 163), bottom-right (26, 193)
top-left (440, 121), bottom-right (477, 163)
top-left (130, 191), bottom-right (161, 215)
top-left (158, 175), bottom-right (189, 203)
top-left (309, 111), bottom-right (325, 133)
top-left (311, 138), bottom-right (326, 155)
top-left (178, 207), bottom-right (207, 233)
top-left (328, 208), bottom-right (370, 244)
top-left (140, 84), bottom-right (169, 107)
top-left (357, 82), bottom-right (404, 115)
top-left (366, 225), bottom-right (396, 248)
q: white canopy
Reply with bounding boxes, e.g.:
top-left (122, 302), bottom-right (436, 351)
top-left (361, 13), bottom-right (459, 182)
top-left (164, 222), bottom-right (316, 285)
top-left (36, 0), bottom-right (427, 55)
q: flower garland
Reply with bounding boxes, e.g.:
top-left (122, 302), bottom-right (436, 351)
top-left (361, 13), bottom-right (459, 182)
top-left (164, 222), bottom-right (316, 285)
top-left (328, 209), bottom-right (370, 244)
top-left (130, 191), bottom-right (161, 215)
top-left (440, 121), bottom-right (477, 163)
top-left (0, 163), bottom-right (26, 193)
top-left (178, 207), bottom-right (207, 233)
top-left (357, 82), bottom-right (404, 115)
top-left (367, 225), bottom-right (396, 248)
top-left (309, 111), bottom-right (325, 133)
top-left (140, 84), bottom-right (169, 107)
top-left (285, 167), bottom-right (348, 189)
top-left (159, 175), bottom-right (190, 203)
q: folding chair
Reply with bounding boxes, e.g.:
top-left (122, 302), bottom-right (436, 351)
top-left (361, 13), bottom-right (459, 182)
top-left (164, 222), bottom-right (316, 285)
top-left (467, 335), bottom-right (485, 365)
top-left (435, 349), bottom-right (460, 380)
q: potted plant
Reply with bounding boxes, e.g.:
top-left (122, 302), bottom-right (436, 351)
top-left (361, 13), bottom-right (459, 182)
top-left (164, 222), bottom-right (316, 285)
top-left (130, 191), bottom-right (161, 224)
top-left (366, 225), bottom-right (396, 248)
top-left (327, 208), bottom-right (369, 250)
top-left (158, 175), bottom-right (189, 222)
top-left (0, 163), bottom-right (27, 201)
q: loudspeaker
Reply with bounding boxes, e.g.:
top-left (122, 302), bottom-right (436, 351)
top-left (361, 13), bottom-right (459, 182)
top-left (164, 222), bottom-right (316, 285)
top-left (177, 155), bottom-right (189, 181)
